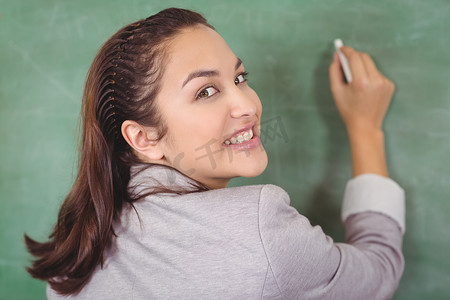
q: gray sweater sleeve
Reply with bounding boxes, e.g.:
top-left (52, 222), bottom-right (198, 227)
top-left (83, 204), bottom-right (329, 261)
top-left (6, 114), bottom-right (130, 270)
top-left (258, 176), bottom-right (405, 300)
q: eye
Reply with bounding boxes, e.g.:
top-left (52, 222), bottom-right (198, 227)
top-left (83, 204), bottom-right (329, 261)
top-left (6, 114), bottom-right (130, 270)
top-left (196, 86), bottom-right (218, 100)
top-left (234, 72), bottom-right (248, 85)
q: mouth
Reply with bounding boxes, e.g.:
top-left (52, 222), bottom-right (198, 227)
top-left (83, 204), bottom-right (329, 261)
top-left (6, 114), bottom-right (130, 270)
top-left (223, 127), bottom-right (255, 145)
top-left (222, 121), bottom-right (262, 150)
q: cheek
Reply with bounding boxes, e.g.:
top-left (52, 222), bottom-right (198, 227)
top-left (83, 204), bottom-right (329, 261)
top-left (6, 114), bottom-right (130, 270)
top-left (167, 107), bottom-right (226, 153)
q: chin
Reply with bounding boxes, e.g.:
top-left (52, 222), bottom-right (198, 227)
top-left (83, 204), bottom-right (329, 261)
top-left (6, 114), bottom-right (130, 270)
top-left (239, 154), bottom-right (268, 178)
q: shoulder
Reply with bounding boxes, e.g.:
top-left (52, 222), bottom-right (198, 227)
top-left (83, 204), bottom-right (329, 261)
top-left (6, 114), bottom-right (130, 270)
top-left (124, 184), bottom-right (292, 233)
top-left (121, 183), bottom-right (293, 235)
top-left (203, 184), bottom-right (295, 230)
top-left (191, 184), bottom-right (291, 211)
top-left (201, 183), bottom-right (288, 200)
top-left (258, 184), bottom-right (291, 204)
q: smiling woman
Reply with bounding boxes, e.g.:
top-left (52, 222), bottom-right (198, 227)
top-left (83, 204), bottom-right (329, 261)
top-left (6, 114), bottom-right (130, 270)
top-left (25, 7), bottom-right (405, 300)
top-left (121, 25), bottom-right (267, 189)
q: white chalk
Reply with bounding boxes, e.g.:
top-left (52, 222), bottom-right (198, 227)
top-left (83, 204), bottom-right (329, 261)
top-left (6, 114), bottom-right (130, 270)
top-left (334, 39), bottom-right (353, 83)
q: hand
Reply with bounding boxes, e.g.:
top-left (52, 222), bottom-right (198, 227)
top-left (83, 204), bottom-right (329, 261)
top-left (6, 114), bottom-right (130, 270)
top-left (329, 46), bottom-right (395, 133)
top-left (328, 46), bottom-right (394, 177)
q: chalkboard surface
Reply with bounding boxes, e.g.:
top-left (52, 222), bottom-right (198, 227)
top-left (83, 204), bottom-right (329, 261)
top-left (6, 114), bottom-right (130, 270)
top-left (1, 0), bottom-right (449, 299)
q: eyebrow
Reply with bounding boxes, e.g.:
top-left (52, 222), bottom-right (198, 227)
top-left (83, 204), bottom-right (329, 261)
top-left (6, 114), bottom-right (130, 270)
top-left (182, 58), bottom-right (243, 88)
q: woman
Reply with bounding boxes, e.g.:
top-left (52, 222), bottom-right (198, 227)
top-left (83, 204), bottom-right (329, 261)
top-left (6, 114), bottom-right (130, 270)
top-left (26, 8), bottom-right (405, 299)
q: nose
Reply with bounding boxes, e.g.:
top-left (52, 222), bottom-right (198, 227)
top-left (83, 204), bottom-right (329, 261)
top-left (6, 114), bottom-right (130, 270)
top-left (229, 86), bottom-right (258, 119)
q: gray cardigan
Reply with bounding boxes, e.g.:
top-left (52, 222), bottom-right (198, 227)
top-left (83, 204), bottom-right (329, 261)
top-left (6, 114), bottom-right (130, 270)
top-left (48, 165), bottom-right (405, 300)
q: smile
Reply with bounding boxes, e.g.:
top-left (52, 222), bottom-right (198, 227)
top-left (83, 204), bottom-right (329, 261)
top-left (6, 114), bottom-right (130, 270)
top-left (224, 128), bottom-right (254, 145)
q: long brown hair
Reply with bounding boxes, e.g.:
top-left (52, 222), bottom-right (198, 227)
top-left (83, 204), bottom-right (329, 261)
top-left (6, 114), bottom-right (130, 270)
top-left (25, 8), bottom-right (212, 295)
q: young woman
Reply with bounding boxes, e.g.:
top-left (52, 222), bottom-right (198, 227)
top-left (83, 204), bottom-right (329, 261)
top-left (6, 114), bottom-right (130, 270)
top-left (26, 8), bottom-right (405, 299)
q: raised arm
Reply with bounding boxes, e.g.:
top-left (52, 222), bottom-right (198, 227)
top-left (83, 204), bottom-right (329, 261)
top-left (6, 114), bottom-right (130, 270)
top-left (259, 46), bottom-right (404, 300)
top-left (329, 46), bottom-right (395, 177)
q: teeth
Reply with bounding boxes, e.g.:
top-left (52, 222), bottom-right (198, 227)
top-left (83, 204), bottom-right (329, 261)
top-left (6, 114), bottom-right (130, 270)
top-left (224, 128), bottom-right (254, 145)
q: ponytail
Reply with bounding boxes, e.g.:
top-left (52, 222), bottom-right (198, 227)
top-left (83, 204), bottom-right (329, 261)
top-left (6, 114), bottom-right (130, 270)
top-left (25, 59), bottom-right (128, 293)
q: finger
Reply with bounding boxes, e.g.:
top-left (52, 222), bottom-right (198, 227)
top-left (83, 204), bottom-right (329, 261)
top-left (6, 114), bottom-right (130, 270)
top-left (340, 46), bottom-right (368, 81)
top-left (329, 52), bottom-right (345, 93)
top-left (360, 52), bottom-right (383, 80)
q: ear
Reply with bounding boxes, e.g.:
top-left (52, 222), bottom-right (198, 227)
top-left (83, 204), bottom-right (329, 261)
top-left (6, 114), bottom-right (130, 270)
top-left (121, 120), bottom-right (165, 162)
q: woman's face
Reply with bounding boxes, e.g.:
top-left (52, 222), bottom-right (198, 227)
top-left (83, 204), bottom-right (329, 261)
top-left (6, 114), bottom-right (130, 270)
top-left (155, 25), bottom-right (268, 189)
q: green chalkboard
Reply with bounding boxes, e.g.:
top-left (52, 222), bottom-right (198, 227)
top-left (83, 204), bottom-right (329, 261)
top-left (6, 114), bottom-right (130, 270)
top-left (1, 0), bottom-right (449, 299)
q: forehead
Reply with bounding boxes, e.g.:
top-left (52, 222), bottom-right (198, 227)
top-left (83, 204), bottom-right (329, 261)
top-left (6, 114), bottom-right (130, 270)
top-left (164, 25), bottom-right (237, 76)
